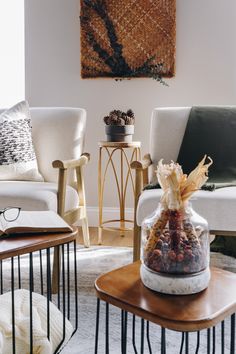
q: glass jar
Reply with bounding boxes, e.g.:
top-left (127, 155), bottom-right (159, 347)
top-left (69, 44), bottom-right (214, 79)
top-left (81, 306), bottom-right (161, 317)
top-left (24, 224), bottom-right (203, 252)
top-left (140, 202), bottom-right (210, 295)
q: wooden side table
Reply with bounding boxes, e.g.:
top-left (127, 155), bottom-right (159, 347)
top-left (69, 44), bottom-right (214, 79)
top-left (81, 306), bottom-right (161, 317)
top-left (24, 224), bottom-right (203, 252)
top-left (94, 262), bottom-right (236, 353)
top-left (98, 141), bottom-right (141, 244)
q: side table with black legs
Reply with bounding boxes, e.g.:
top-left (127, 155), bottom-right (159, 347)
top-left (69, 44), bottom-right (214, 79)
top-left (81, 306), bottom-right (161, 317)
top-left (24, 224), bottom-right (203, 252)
top-left (98, 141), bottom-right (141, 245)
top-left (0, 228), bottom-right (78, 354)
top-left (94, 261), bottom-right (236, 353)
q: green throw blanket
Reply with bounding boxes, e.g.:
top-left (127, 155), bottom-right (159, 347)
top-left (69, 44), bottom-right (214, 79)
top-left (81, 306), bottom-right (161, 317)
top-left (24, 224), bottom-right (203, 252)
top-left (178, 106), bottom-right (236, 184)
top-left (145, 106), bottom-right (236, 256)
top-left (179, 107), bottom-right (236, 256)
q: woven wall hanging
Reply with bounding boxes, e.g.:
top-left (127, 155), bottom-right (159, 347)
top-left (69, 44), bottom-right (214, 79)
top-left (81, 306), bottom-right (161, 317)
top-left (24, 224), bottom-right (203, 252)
top-left (80, 0), bottom-right (176, 79)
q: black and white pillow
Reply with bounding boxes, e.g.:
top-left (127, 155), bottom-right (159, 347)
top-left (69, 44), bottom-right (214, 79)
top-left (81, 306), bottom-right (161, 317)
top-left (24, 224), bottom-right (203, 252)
top-left (0, 101), bottom-right (43, 181)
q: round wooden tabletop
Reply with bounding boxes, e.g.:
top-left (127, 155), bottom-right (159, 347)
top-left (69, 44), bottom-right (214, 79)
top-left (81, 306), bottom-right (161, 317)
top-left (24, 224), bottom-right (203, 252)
top-left (95, 261), bottom-right (236, 332)
top-left (98, 141), bottom-right (141, 148)
top-left (0, 226), bottom-right (78, 260)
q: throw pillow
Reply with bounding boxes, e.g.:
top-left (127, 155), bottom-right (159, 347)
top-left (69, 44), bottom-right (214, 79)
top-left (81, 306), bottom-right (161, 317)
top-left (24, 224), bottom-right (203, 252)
top-left (0, 101), bottom-right (43, 181)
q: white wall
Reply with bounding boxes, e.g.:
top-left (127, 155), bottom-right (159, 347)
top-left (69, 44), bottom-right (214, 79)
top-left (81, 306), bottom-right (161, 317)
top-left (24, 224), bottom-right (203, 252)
top-left (25, 0), bottom-right (236, 223)
top-left (0, 0), bottom-right (25, 107)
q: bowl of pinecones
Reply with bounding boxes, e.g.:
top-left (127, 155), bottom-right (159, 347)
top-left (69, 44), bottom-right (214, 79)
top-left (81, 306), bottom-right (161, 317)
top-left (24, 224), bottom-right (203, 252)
top-left (103, 109), bottom-right (135, 142)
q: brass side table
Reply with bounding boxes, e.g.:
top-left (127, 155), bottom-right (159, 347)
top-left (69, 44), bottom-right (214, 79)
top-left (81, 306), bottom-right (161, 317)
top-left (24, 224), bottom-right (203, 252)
top-left (98, 141), bottom-right (141, 244)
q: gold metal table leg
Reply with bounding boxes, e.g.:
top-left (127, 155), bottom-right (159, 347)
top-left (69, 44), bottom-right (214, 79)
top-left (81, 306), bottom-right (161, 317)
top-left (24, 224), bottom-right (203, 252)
top-left (98, 142), bottom-right (141, 245)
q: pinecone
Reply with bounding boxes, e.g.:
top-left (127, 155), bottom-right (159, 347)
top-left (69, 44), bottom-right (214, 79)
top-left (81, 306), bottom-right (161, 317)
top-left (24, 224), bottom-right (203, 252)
top-left (117, 117), bottom-right (126, 126)
top-left (113, 118), bottom-right (120, 125)
top-left (109, 110), bottom-right (122, 118)
top-left (126, 109), bottom-right (135, 118)
top-left (103, 116), bottom-right (110, 125)
top-left (116, 110), bottom-right (123, 118)
top-left (109, 113), bottom-right (118, 124)
top-left (105, 109), bottom-right (135, 125)
top-left (125, 116), bottom-right (134, 125)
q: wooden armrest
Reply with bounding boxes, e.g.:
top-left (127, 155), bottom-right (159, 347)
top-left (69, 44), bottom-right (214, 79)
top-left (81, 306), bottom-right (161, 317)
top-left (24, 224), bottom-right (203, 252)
top-left (130, 153), bottom-right (152, 170)
top-left (52, 153), bottom-right (90, 170)
top-left (131, 154), bottom-right (152, 262)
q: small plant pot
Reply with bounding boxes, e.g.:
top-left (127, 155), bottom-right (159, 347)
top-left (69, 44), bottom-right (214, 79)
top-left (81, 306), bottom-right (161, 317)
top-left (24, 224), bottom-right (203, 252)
top-left (105, 125), bottom-right (134, 142)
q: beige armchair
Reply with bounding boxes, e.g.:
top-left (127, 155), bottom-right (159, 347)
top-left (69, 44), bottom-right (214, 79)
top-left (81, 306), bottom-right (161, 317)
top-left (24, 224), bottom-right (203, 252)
top-left (0, 107), bottom-right (90, 247)
top-left (131, 107), bottom-right (236, 261)
top-left (0, 107), bottom-right (90, 291)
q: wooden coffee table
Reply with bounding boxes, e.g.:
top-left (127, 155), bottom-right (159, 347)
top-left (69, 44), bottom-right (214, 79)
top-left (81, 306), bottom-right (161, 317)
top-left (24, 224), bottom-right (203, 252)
top-left (94, 261), bottom-right (236, 353)
top-left (0, 227), bottom-right (78, 354)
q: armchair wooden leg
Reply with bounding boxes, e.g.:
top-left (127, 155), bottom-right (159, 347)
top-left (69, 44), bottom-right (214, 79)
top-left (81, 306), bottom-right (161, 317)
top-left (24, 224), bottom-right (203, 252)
top-left (133, 224), bottom-right (141, 262)
top-left (98, 227), bottom-right (102, 245)
top-left (81, 217), bottom-right (90, 247)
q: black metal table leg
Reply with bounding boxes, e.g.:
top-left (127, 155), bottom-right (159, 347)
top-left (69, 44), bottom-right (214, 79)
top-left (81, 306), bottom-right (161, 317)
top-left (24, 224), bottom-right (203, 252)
top-left (46, 248), bottom-right (51, 341)
top-left (132, 315), bottom-right (138, 354)
top-left (161, 327), bottom-right (166, 354)
top-left (17, 255), bottom-right (21, 289)
top-left (146, 321), bottom-right (152, 354)
top-left (94, 298), bottom-right (100, 354)
top-left (105, 302), bottom-right (109, 354)
top-left (0, 260), bottom-right (3, 295)
top-left (185, 332), bottom-right (189, 354)
top-left (221, 321), bottom-right (225, 354)
top-left (231, 314), bottom-right (235, 354)
top-left (55, 244), bottom-right (66, 353)
top-left (140, 318), bottom-right (145, 354)
top-left (212, 326), bottom-right (216, 354)
top-left (93, 300), bottom-right (236, 354)
top-left (121, 310), bottom-right (128, 354)
top-left (207, 328), bottom-right (211, 354)
top-left (39, 250), bottom-right (44, 295)
top-left (121, 310), bottom-right (124, 353)
top-left (195, 331), bottom-right (200, 354)
top-left (67, 243), bottom-right (70, 320)
top-left (29, 252), bottom-right (34, 354)
top-left (179, 332), bottom-right (184, 354)
top-left (11, 257), bottom-right (16, 354)
top-left (73, 240), bottom-right (78, 334)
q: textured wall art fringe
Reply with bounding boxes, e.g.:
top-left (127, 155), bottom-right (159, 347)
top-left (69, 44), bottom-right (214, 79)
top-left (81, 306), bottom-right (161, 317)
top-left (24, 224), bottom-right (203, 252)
top-left (80, 0), bottom-right (176, 80)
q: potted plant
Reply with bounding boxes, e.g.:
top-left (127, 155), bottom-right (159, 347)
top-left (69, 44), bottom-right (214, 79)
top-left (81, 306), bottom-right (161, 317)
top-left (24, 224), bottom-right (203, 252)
top-left (103, 109), bottom-right (135, 142)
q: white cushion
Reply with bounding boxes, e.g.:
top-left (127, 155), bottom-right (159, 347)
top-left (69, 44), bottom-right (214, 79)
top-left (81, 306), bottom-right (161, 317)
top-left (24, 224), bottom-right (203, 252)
top-left (0, 181), bottom-right (78, 213)
top-left (30, 107), bottom-right (86, 184)
top-left (0, 101), bottom-right (43, 182)
top-left (137, 187), bottom-right (236, 232)
top-left (150, 107), bottom-right (191, 182)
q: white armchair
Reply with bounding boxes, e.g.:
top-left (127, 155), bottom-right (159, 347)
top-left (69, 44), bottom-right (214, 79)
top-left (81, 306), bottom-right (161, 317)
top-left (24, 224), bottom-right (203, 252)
top-left (0, 107), bottom-right (90, 247)
top-left (131, 107), bottom-right (236, 260)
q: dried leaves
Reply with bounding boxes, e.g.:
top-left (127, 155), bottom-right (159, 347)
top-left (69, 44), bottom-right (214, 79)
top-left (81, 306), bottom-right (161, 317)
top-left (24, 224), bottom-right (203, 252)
top-left (156, 156), bottom-right (213, 210)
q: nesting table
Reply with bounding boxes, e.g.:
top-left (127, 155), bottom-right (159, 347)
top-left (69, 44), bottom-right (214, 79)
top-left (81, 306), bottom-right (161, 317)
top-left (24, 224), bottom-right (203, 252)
top-left (94, 261), bottom-right (236, 353)
top-left (0, 228), bottom-right (78, 354)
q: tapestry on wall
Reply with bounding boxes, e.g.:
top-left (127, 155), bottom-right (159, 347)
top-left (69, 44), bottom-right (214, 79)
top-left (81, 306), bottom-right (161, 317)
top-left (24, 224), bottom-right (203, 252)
top-left (80, 0), bottom-right (176, 79)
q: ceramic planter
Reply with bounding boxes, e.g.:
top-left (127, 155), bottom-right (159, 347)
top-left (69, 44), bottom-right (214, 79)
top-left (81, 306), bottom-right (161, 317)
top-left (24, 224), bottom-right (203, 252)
top-left (105, 125), bottom-right (134, 142)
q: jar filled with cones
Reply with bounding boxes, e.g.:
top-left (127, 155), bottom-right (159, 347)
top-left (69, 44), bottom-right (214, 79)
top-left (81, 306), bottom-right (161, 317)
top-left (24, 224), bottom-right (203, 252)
top-left (140, 156), bottom-right (213, 295)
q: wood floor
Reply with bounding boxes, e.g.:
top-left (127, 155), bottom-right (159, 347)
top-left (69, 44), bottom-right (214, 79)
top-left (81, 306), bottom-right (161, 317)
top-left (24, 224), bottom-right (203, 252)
top-left (77, 227), bottom-right (133, 247)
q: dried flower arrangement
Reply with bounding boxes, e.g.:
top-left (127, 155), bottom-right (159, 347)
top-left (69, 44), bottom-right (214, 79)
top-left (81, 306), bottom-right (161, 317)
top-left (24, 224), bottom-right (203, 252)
top-left (144, 156), bottom-right (213, 274)
top-left (103, 109), bottom-right (135, 126)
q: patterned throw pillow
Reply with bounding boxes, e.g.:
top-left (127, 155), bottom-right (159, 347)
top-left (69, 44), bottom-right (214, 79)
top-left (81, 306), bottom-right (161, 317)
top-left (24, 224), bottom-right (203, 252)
top-left (0, 101), bottom-right (43, 181)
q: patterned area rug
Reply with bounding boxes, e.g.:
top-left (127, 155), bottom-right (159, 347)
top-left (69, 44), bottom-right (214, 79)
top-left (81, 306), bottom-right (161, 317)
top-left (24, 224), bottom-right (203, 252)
top-left (61, 246), bottom-right (236, 354)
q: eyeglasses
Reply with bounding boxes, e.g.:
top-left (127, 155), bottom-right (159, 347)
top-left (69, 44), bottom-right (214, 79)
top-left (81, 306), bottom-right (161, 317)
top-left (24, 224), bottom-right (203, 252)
top-left (0, 207), bottom-right (21, 222)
